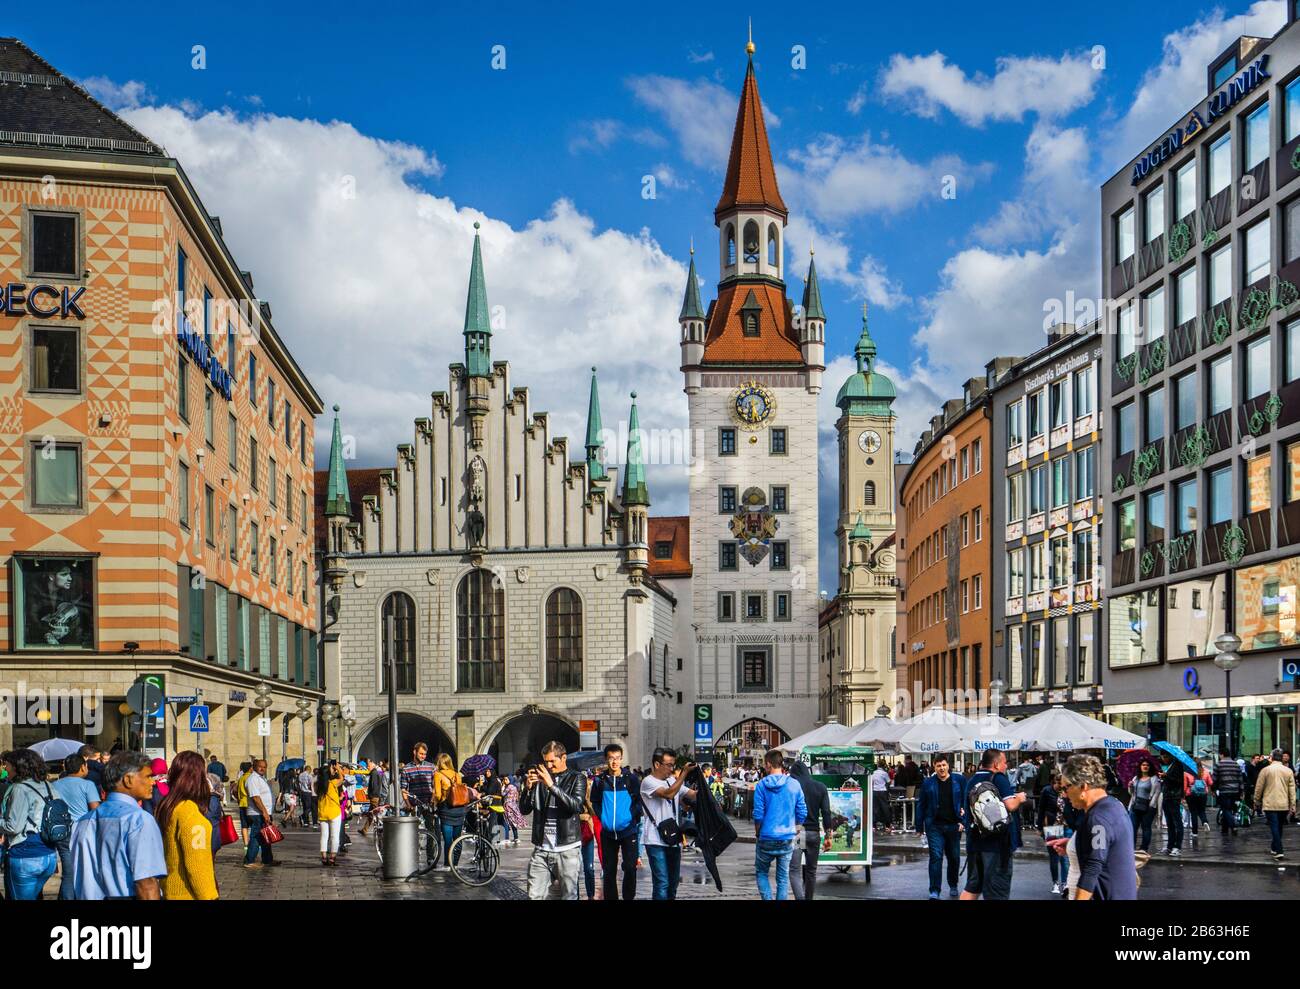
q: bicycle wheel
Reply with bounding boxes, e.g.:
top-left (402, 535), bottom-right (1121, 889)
top-left (373, 822), bottom-right (384, 864)
top-left (448, 833), bottom-right (498, 886)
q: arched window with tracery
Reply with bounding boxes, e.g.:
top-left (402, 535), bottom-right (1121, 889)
top-left (457, 569), bottom-right (505, 691)
top-left (380, 592), bottom-right (416, 693)
top-left (545, 587), bottom-right (583, 690)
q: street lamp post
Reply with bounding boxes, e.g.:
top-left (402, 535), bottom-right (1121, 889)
top-left (989, 677), bottom-right (1006, 717)
top-left (1214, 633), bottom-right (1243, 760)
top-left (253, 683), bottom-right (274, 765)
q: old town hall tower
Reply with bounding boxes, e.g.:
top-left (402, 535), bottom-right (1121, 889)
top-left (679, 38), bottom-right (823, 751)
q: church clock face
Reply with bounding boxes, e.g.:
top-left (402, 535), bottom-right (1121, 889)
top-left (857, 429), bottom-right (882, 454)
top-left (731, 381), bottom-right (776, 431)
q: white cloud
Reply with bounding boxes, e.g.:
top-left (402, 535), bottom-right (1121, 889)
top-left (687, 50), bottom-right (715, 64)
top-left (781, 133), bottom-right (991, 221)
top-left (878, 50), bottom-right (1101, 126)
top-left (567, 118), bottom-right (666, 155)
top-left (784, 217), bottom-right (908, 309)
top-left (81, 76), bottom-right (152, 110)
top-left (977, 122), bottom-right (1091, 246)
top-left (1106, 0), bottom-right (1286, 173)
top-left (628, 73), bottom-right (777, 169)
top-left (120, 103), bottom-right (693, 513)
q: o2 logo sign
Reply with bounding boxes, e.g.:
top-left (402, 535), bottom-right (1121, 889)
top-left (1183, 667), bottom-right (1202, 698)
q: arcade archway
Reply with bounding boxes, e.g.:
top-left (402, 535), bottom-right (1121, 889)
top-left (715, 718), bottom-right (789, 765)
top-left (483, 711), bottom-right (579, 776)
top-left (356, 712), bottom-right (455, 766)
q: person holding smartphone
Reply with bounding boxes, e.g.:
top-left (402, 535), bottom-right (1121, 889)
top-left (639, 748), bottom-right (696, 901)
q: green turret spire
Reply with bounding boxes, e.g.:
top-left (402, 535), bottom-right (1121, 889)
top-left (585, 366), bottom-right (606, 481)
top-left (463, 221), bottom-right (492, 377)
top-left (324, 404), bottom-right (351, 518)
top-left (802, 251), bottom-right (825, 321)
top-left (854, 302), bottom-right (877, 373)
top-left (621, 392), bottom-right (650, 506)
top-left (850, 510), bottom-right (872, 543)
top-left (679, 248), bottom-right (705, 320)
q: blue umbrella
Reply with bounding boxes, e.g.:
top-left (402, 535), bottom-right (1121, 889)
top-left (275, 757), bottom-right (306, 774)
top-left (1151, 740), bottom-right (1197, 774)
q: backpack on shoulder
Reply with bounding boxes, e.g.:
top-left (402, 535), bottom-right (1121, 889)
top-left (22, 781), bottom-right (73, 846)
top-left (966, 780), bottom-right (1010, 838)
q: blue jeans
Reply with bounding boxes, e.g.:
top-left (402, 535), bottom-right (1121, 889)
top-left (4, 847), bottom-right (58, 900)
top-left (56, 838), bottom-right (75, 900)
top-left (439, 820), bottom-right (463, 865)
top-left (580, 839), bottom-right (596, 899)
top-left (1048, 846), bottom-right (1066, 883)
top-left (1130, 806), bottom-right (1155, 851)
top-left (244, 815), bottom-right (275, 864)
top-left (1266, 810), bottom-right (1287, 855)
top-left (754, 838), bottom-right (794, 900)
top-left (646, 844), bottom-right (681, 900)
top-left (925, 823), bottom-right (960, 895)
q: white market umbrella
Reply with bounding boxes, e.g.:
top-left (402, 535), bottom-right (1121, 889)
top-left (29, 737), bottom-right (84, 762)
top-left (844, 715), bottom-right (904, 747)
top-left (891, 709), bottom-right (1017, 754)
top-left (779, 720), bottom-right (854, 755)
top-left (1005, 706), bottom-right (1146, 753)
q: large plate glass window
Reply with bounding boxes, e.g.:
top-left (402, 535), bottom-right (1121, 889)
top-left (13, 556), bottom-right (94, 649)
top-left (1208, 132), bottom-right (1232, 197)
top-left (1245, 101), bottom-right (1270, 171)
top-left (1235, 556), bottom-right (1300, 651)
top-left (1108, 589), bottom-right (1160, 667)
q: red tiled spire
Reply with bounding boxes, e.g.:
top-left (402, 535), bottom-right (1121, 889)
top-left (714, 56), bottom-right (787, 221)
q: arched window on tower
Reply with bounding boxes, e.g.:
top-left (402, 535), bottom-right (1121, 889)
top-left (864, 480), bottom-right (877, 506)
top-left (457, 569), bottom-right (505, 691)
top-left (744, 312), bottom-right (759, 337)
top-left (545, 587), bottom-right (583, 691)
top-left (725, 224), bottom-right (736, 267)
top-left (767, 223), bottom-right (779, 269)
top-left (380, 592), bottom-right (416, 693)
top-left (743, 221), bottom-right (760, 264)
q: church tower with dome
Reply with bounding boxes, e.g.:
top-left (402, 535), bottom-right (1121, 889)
top-left (819, 306), bottom-right (899, 726)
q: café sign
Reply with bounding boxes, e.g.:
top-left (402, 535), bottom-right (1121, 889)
top-left (177, 310), bottom-right (234, 400)
top-left (1, 282), bottom-right (86, 319)
top-left (1131, 54), bottom-right (1270, 185)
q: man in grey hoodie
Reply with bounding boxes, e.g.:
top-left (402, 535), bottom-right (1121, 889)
top-left (788, 760), bottom-right (834, 900)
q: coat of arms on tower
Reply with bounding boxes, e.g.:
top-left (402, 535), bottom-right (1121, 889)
top-left (729, 486), bottom-right (779, 566)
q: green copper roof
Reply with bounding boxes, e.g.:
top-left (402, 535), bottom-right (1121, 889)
top-left (679, 252), bottom-right (705, 320)
top-left (585, 366), bottom-right (606, 481)
top-left (324, 404), bottom-right (351, 518)
top-left (850, 511), bottom-right (872, 542)
top-left (802, 254), bottom-right (825, 321)
top-left (463, 222), bottom-right (492, 377)
top-left (621, 392), bottom-right (650, 506)
top-left (836, 304), bottom-right (896, 413)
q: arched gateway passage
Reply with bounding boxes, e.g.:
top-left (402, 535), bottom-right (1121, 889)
top-left (484, 711), bottom-right (579, 776)
top-left (356, 712), bottom-right (455, 766)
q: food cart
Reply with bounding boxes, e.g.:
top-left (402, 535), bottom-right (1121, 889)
top-left (798, 745), bottom-right (876, 883)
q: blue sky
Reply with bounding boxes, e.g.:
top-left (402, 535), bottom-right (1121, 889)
top-left (10, 0), bottom-right (1289, 591)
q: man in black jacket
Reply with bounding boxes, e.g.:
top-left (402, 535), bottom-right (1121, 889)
top-left (520, 740), bottom-right (587, 900)
top-left (787, 760), bottom-right (834, 900)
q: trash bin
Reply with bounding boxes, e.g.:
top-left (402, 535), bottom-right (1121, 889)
top-left (381, 814), bottom-right (420, 880)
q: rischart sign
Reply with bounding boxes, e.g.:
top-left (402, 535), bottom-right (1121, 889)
top-left (1, 282), bottom-right (86, 319)
top-left (1131, 54), bottom-right (1270, 185)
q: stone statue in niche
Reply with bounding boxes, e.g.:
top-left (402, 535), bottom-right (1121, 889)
top-left (466, 509), bottom-right (486, 549)
top-left (469, 456), bottom-right (486, 507)
top-left (465, 455), bottom-right (487, 549)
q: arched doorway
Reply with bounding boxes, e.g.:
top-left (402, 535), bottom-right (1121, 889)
top-left (715, 718), bottom-right (789, 766)
top-left (356, 712), bottom-right (455, 766)
top-left (484, 711), bottom-right (579, 776)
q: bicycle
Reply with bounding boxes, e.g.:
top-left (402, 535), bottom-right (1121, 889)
top-left (372, 802), bottom-right (442, 877)
top-left (446, 795), bottom-right (502, 887)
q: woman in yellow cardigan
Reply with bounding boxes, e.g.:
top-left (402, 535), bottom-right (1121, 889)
top-left (154, 750), bottom-right (219, 900)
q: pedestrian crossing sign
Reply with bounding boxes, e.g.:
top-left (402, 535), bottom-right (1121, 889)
top-left (189, 704), bottom-right (210, 733)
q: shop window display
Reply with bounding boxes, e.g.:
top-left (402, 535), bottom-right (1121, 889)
top-left (13, 556), bottom-right (94, 649)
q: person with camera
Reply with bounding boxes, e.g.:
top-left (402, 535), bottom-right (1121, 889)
top-left (640, 748), bottom-right (696, 901)
top-left (520, 740), bottom-right (587, 899)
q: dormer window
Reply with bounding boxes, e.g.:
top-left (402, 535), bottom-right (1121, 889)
top-left (654, 541), bottom-right (672, 559)
top-left (744, 313), bottom-right (759, 336)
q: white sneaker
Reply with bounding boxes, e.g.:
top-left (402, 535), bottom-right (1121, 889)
top-left (1051, 883), bottom-right (1061, 895)
top-left (1169, 848), bottom-right (1181, 857)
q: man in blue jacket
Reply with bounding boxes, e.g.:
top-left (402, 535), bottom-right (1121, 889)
top-left (588, 743), bottom-right (642, 900)
top-left (752, 749), bottom-right (807, 900)
top-left (916, 755), bottom-right (966, 899)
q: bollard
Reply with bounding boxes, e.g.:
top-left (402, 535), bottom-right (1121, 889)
top-left (382, 814), bottom-right (420, 880)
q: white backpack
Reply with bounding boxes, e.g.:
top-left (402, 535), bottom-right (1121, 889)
top-left (967, 780), bottom-right (1010, 838)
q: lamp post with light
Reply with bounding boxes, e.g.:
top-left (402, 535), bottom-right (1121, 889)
top-left (1214, 633), bottom-right (1242, 759)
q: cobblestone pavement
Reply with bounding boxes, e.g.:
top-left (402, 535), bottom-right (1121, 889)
top-left (209, 819), bottom-right (1299, 900)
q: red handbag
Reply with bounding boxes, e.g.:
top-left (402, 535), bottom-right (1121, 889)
top-left (219, 813), bottom-right (238, 845)
top-left (259, 822), bottom-right (284, 845)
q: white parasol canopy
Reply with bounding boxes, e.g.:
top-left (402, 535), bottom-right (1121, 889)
top-left (843, 715), bottom-right (905, 747)
top-left (890, 708), bottom-right (1016, 754)
top-left (778, 720), bottom-right (854, 755)
top-left (1003, 706), bottom-right (1146, 753)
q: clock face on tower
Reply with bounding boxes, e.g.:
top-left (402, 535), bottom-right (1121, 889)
top-left (731, 381), bottom-right (776, 430)
top-left (857, 429), bottom-right (882, 454)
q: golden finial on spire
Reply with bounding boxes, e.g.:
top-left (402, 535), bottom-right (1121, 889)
top-left (746, 18), bottom-right (755, 56)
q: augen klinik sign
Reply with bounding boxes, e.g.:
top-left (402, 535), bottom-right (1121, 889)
top-left (1131, 54), bottom-right (1270, 185)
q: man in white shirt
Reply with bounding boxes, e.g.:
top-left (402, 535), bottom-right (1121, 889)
top-left (871, 764), bottom-right (892, 832)
top-left (641, 748), bottom-right (696, 901)
top-left (243, 759), bottom-right (279, 868)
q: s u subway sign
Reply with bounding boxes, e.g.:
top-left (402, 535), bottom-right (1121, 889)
top-left (1, 282), bottom-right (86, 319)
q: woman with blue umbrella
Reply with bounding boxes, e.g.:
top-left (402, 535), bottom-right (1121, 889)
top-left (1152, 741), bottom-right (1194, 856)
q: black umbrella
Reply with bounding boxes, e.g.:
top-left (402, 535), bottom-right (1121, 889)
top-left (685, 766), bottom-right (735, 891)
